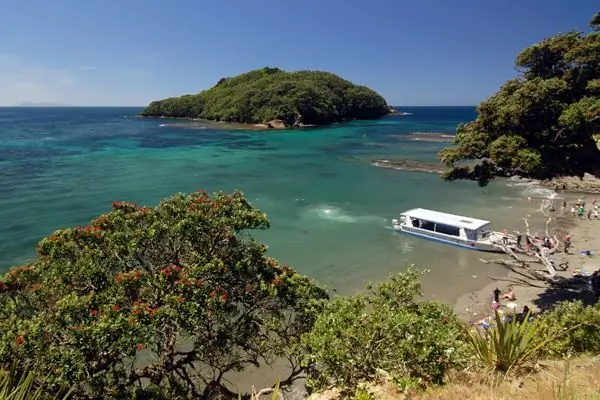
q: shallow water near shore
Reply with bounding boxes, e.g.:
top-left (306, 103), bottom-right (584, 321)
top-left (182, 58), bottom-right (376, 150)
top-left (0, 106), bottom-right (555, 303)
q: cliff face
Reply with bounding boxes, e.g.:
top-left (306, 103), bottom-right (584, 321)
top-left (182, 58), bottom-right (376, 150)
top-left (141, 67), bottom-right (390, 126)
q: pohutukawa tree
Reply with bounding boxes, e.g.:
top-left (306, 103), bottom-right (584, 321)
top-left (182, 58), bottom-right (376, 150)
top-left (439, 11), bottom-right (600, 186)
top-left (0, 190), bottom-right (328, 399)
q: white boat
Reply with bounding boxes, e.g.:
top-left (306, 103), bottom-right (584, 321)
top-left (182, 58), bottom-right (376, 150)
top-left (391, 208), bottom-right (507, 252)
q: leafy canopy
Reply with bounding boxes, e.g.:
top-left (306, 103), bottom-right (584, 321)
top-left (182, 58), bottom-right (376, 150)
top-left (439, 11), bottom-right (600, 186)
top-left (0, 190), bottom-right (328, 399)
top-left (140, 67), bottom-right (390, 125)
top-left (301, 267), bottom-right (468, 394)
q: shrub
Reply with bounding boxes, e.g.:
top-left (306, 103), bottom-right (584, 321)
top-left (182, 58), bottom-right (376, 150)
top-left (301, 267), bottom-right (468, 393)
top-left (535, 300), bottom-right (600, 357)
top-left (0, 190), bottom-right (328, 399)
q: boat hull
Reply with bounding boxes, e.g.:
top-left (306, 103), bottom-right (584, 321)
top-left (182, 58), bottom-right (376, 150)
top-left (393, 225), bottom-right (504, 253)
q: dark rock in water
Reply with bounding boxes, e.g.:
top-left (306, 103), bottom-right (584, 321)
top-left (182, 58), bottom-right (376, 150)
top-left (372, 159), bottom-right (445, 174)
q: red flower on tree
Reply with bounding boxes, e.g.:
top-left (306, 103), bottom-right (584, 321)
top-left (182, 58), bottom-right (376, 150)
top-left (15, 336), bottom-right (25, 345)
top-left (176, 296), bottom-right (184, 303)
top-left (89, 309), bottom-right (98, 316)
top-left (112, 305), bottom-right (120, 312)
top-left (136, 344), bottom-right (145, 351)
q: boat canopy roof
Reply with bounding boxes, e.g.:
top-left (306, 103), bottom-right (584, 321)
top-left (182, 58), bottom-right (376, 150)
top-left (401, 208), bottom-right (490, 230)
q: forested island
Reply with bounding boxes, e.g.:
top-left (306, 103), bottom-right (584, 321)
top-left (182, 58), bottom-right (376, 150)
top-left (140, 67), bottom-right (391, 128)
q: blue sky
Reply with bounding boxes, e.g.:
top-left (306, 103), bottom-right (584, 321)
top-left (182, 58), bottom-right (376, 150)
top-left (0, 0), bottom-right (596, 106)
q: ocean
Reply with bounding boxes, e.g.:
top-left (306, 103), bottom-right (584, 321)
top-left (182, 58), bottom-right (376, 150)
top-left (0, 106), bottom-right (552, 301)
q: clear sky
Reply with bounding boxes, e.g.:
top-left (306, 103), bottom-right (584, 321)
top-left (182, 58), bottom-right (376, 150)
top-left (0, 0), bottom-right (596, 107)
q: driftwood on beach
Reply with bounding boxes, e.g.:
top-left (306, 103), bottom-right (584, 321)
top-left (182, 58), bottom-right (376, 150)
top-left (478, 200), bottom-right (579, 289)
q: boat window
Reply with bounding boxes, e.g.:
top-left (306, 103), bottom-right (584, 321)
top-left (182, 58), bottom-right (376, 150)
top-left (465, 229), bottom-right (477, 241)
top-left (434, 223), bottom-right (460, 236)
top-left (419, 220), bottom-right (436, 231)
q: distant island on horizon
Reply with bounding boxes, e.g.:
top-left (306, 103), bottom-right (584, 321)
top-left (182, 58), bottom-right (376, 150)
top-left (140, 67), bottom-right (392, 129)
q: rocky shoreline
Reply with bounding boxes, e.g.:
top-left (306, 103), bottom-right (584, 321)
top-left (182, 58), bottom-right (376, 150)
top-left (372, 159), bottom-right (445, 174)
top-left (372, 157), bottom-right (600, 195)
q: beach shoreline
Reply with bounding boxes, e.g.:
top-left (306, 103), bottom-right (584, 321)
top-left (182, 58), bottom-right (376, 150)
top-left (453, 188), bottom-right (599, 324)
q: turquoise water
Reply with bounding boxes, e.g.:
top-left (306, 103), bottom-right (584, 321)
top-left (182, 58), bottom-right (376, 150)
top-left (0, 107), bottom-right (537, 300)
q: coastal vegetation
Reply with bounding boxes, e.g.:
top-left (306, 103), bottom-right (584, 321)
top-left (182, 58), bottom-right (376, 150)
top-left (1, 191), bottom-right (600, 398)
top-left (140, 67), bottom-right (390, 127)
top-left (439, 11), bottom-right (600, 186)
top-left (0, 191), bottom-right (328, 399)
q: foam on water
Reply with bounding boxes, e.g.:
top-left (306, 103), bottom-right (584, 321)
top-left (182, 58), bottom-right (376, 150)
top-left (301, 204), bottom-right (385, 225)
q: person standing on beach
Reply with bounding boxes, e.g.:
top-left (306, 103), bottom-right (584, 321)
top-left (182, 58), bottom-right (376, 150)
top-left (594, 205), bottom-right (599, 219)
top-left (564, 234), bottom-right (572, 254)
top-left (493, 287), bottom-right (501, 303)
top-left (577, 206), bottom-right (584, 219)
top-left (571, 205), bottom-right (576, 217)
top-left (588, 209), bottom-right (593, 220)
top-left (561, 201), bottom-right (567, 214)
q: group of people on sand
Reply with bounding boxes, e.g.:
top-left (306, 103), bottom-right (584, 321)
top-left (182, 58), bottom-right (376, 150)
top-left (476, 287), bottom-right (532, 327)
top-left (561, 197), bottom-right (600, 220)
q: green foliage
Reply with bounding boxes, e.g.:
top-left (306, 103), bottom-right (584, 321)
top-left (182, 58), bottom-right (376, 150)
top-left (352, 387), bottom-right (375, 400)
top-left (465, 311), bottom-right (553, 373)
top-left (0, 363), bottom-right (72, 400)
top-left (301, 267), bottom-right (468, 393)
top-left (535, 300), bottom-right (600, 357)
top-left (591, 11), bottom-right (600, 31)
top-left (140, 67), bottom-right (390, 125)
top-left (0, 190), bottom-right (328, 399)
top-left (439, 11), bottom-right (600, 185)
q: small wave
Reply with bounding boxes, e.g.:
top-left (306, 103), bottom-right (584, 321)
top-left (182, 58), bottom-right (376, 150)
top-left (505, 179), bottom-right (557, 203)
top-left (301, 204), bottom-right (384, 224)
top-left (409, 132), bottom-right (454, 138)
top-left (159, 123), bottom-right (167, 127)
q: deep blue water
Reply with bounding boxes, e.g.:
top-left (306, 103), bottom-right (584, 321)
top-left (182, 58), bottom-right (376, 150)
top-left (0, 106), bottom-right (528, 299)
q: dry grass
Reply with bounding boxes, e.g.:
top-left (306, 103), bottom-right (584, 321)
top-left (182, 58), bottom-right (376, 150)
top-left (307, 358), bottom-right (600, 400)
top-left (420, 358), bottom-right (600, 400)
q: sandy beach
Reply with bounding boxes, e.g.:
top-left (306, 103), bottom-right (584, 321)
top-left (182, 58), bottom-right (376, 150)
top-left (454, 187), bottom-right (600, 323)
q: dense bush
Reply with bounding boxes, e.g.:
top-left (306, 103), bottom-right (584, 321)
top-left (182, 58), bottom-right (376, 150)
top-left (141, 67), bottom-right (390, 125)
top-left (535, 300), bottom-right (600, 357)
top-left (0, 190), bottom-right (328, 399)
top-left (301, 268), bottom-right (469, 393)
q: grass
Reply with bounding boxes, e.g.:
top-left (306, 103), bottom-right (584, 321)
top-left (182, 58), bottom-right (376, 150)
top-left (420, 358), bottom-right (600, 400)
top-left (0, 364), bottom-right (72, 400)
top-left (331, 357), bottom-right (600, 399)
